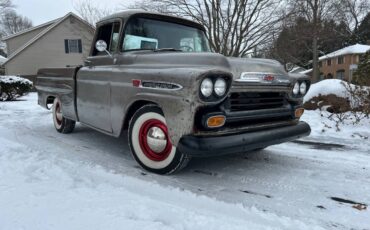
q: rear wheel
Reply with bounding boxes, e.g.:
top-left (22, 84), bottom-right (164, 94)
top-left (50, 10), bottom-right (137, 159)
top-left (128, 105), bottom-right (190, 174)
top-left (52, 97), bottom-right (75, 134)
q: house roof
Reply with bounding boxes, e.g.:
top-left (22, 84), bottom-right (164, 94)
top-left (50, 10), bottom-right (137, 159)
top-left (319, 44), bottom-right (370, 61)
top-left (3, 12), bottom-right (95, 66)
top-left (2, 18), bottom-right (58, 41)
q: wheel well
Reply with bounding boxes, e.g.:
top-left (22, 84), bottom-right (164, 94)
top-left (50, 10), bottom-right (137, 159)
top-left (123, 100), bottom-right (158, 130)
top-left (46, 96), bottom-right (55, 103)
top-left (46, 96), bottom-right (55, 109)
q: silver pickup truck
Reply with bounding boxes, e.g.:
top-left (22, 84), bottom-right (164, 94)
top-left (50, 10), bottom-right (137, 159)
top-left (35, 10), bottom-right (311, 174)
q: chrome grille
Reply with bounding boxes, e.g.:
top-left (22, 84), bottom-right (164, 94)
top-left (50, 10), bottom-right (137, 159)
top-left (226, 92), bottom-right (286, 112)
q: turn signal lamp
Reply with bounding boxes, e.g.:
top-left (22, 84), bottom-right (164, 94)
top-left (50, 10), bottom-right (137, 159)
top-left (295, 108), bottom-right (305, 118)
top-left (207, 115), bottom-right (226, 128)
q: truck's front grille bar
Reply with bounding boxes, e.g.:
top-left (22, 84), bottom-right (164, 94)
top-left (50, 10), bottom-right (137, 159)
top-left (194, 91), bottom-right (294, 132)
top-left (226, 92), bottom-right (286, 112)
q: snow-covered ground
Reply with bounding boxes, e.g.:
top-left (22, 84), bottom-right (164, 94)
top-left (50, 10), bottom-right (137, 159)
top-left (1, 93), bottom-right (369, 230)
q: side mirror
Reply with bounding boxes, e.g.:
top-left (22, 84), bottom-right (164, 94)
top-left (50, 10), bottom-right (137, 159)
top-left (95, 40), bottom-right (112, 57)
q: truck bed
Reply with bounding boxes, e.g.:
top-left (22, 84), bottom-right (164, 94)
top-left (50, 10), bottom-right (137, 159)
top-left (35, 67), bottom-right (80, 121)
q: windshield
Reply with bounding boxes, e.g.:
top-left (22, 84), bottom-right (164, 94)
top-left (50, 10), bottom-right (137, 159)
top-left (122, 17), bottom-right (211, 52)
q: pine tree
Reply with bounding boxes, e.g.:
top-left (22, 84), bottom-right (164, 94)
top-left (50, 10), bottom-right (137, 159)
top-left (353, 12), bottom-right (370, 45)
top-left (353, 51), bottom-right (370, 86)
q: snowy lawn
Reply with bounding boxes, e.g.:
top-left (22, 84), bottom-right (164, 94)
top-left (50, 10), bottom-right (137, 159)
top-left (0, 93), bottom-right (369, 230)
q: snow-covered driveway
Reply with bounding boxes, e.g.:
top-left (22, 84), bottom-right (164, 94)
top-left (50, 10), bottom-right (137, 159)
top-left (1, 94), bottom-right (369, 230)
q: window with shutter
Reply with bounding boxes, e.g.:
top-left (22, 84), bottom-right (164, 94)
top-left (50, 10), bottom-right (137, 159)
top-left (65, 39), bottom-right (82, 53)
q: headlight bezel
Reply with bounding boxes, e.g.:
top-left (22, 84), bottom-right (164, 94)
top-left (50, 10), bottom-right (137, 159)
top-left (293, 82), bottom-right (300, 95)
top-left (200, 78), bottom-right (213, 98)
top-left (199, 75), bottom-right (231, 102)
top-left (291, 80), bottom-right (310, 98)
top-left (299, 81), bottom-right (307, 95)
top-left (214, 78), bottom-right (227, 97)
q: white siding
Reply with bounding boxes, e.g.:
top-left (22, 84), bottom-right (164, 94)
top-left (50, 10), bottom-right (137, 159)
top-left (6, 24), bottom-right (51, 55)
top-left (5, 16), bottom-right (94, 76)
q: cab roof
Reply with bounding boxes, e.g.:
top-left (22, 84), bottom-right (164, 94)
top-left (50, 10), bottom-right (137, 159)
top-left (98, 10), bottom-right (205, 31)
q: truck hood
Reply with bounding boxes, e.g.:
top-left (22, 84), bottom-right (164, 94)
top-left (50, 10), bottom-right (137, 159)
top-left (226, 57), bottom-right (287, 81)
top-left (129, 51), bottom-right (288, 80)
top-left (130, 51), bottom-right (230, 69)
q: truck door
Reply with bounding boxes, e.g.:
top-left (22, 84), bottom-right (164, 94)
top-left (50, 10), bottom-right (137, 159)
top-left (76, 20), bottom-right (121, 132)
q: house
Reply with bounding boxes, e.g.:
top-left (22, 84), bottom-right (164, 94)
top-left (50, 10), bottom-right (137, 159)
top-left (318, 44), bottom-right (370, 82)
top-left (2, 12), bottom-right (95, 81)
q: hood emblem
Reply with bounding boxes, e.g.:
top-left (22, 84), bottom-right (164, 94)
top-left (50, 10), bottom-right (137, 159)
top-left (263, 75), bottom-right (275, 82)
top-left (237, 72), bottom-right (290, 84)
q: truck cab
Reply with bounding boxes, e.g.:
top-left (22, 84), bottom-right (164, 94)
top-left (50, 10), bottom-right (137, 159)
top-left (36, 10), bottom-right (311, 174)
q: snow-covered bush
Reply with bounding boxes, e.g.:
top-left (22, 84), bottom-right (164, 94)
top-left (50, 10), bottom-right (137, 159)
top-left (0, 76), bottom-right (33, 101)
top-left (304, 79), bottom-right (369, 131)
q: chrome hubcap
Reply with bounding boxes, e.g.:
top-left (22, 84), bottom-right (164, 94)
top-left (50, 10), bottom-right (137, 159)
top-left (146, 126), bottom-right (167, 153)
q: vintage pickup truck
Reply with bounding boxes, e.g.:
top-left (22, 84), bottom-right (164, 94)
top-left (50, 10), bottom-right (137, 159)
top-left (36, 10), bottom-right (311, 174)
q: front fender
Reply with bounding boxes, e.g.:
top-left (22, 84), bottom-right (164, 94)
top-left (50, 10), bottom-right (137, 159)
top-left (124, 93), bottom-right (196, 146)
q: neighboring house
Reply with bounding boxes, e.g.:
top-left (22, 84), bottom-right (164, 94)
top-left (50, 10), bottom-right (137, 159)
top-left (2, 12), bottom-right (95, 79)
top-left (318, 44), bottom-right (370, 82)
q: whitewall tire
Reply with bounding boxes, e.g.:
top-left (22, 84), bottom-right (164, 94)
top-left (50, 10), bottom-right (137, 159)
top-left (128, 105), bottom-right (190, 174)
top-left (52, 97), bottom-right (75, 134)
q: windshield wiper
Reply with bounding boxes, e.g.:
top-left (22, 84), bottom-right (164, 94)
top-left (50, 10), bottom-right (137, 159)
top-left (153, 48), bottom-right (183, 52)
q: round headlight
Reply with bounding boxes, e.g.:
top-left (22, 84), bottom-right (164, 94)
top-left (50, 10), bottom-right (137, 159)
top-left (200, 78), bottom-right (213, 97)
top-left (300, 82), bottom-right (307, 95)
top-left (214, 78), bottom-right (227, 96)
top-left (293, 82), bottom-right (300, 95)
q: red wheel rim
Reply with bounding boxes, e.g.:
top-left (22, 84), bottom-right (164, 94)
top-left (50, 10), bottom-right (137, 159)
top-left (55, 102), bottom-right (62, 125)
top-left (138, 119), bottom-right (172, 161)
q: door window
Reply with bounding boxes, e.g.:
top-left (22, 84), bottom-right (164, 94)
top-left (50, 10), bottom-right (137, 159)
top-left (110, 22), bottom-right (121, 53)
top-left (92, 21), bottom-right (121, 56)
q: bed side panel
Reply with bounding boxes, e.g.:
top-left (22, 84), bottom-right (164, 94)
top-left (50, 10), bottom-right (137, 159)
top-left (35, 67), bottom-right (79, 121)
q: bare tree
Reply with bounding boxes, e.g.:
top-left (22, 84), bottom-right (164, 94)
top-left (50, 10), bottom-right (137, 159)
top-left (0, 1), bottom-right (22, 54)
top-left (0, 0), bottom-right (13, 16)
top-left (290, 0), bottom-right (336, 82)
top-left (129, 0), bottom-right (174, 14)
top-left (73, 0), bottom-right (115, 25)
top-left (0, 10), bottom-right (32, 35)
top-left (334, 0), bottom-right (370, 32)
top-left (132, 0), bottom-right (285, 57)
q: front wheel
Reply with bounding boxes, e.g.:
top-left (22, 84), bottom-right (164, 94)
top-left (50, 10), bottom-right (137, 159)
top-left (52, 97), bottom-right (75, 134)
top-left (128, 105), bottom-right (190, 174)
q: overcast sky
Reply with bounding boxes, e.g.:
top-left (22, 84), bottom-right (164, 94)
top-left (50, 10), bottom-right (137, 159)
top-left (13, 0), bottom-right (138, 25)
